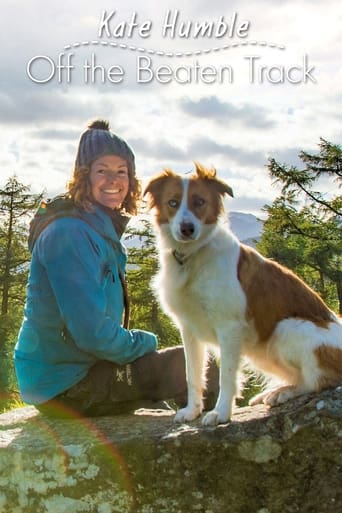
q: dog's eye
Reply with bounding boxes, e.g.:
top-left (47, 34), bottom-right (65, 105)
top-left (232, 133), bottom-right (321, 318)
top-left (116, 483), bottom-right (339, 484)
top-left (168, 199), bottom-right (179, 208)
top-left (194, 197), bottom-right (206, 207)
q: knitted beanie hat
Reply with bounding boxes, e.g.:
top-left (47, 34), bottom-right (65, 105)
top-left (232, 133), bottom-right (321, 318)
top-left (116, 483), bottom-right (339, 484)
top-left (75, 119), bottom-right (135, 171)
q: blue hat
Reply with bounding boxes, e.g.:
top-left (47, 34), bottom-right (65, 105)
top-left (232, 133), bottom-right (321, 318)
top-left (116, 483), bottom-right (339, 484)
top-left (75, 119), bottom-right (135, 171)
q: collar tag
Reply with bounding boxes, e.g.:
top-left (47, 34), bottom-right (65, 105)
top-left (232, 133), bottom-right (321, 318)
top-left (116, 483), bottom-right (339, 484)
top-left (172, 249), bottom-right (187, 265)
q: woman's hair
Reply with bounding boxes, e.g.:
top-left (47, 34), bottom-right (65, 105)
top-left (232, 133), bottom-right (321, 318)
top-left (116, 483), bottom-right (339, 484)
top-left (67, 119), bottom-right (141, 215)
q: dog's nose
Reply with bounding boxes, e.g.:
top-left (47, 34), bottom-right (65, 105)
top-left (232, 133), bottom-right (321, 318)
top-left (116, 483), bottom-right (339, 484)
top-left (180, 222), bottom-right (195, 238)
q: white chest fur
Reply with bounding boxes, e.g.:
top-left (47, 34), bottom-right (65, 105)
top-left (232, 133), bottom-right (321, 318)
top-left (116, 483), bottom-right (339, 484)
top-left (153, 224), bottom-right (246, 341)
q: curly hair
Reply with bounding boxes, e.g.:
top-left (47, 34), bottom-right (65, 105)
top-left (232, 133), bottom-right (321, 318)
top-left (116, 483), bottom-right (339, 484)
top-left (67, 163), bottom-right (142, 215)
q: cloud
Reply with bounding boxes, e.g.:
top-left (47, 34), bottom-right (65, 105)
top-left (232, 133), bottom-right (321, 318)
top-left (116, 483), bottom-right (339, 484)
top-left (0, 89), bottom-right (87, 125)
top-left (188, 136), bottom-right (266, 166)
top-left (0, 83), bottom-right (143, 127)
top-left (227, 194), bottom-right (271, 217)
top-left (30, 128), bottom-right (80, 141)
top-left (130, 137), bottom-right (187, 162)
top-left (130, 133), bottom-right (266, 170)
top-left (180, 96), bottom-right (275, 128)
top-left (268, 147), bottom-right (301, 163)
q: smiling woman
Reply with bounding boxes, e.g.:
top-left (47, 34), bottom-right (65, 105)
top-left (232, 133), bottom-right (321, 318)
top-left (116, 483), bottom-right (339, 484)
top-left (68, 119), bottom-right (140, 215)
top-left (89, 155), bottom-right (130, 210)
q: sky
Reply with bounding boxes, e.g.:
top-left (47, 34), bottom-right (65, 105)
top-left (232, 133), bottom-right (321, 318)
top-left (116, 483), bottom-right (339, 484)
top-left (1, 0), bottom-right (341, 217)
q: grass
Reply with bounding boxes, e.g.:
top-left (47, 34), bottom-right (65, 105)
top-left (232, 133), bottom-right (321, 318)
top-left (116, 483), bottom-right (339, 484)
top-left (0, 391), bottom-right (25, 414)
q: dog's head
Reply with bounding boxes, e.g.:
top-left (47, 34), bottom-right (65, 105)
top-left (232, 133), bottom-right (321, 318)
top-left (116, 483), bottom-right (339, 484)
top-left (144, 163), bottom-right (233, 243)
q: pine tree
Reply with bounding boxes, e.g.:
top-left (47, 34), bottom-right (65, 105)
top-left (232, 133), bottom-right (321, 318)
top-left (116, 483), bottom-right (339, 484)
top-left (0, 175), bottom-right (42, 343)
top-left (125, 218), bottom-right (180, 347)
top-left (258, 139), bottom-right (342, 313)
top-left (0, 176), bottom-right (42, 406)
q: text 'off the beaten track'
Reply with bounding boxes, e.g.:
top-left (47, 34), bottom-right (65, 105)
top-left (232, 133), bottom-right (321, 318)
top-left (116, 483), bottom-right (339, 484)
top-left (27, 52), bottom-right (316, 85)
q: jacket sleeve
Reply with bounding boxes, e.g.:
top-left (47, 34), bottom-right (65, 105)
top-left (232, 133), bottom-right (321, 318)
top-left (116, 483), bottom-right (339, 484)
top-left (37, 219), bottom-right (157, 364)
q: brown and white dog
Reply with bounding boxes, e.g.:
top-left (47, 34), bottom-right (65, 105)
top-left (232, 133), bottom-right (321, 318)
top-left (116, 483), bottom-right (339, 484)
top-left (144, 163), bottom-right (342, 426)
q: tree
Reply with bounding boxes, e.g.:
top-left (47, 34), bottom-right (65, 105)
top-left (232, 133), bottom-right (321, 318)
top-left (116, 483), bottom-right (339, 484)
top-left (0, 176), bottom-right (42, 404)
top-left (0, 176), bottom-right (41, 318)
top-left (125, 218), bottom-right (181, 347)
top-left (258, 139), bottom-right (342, 313)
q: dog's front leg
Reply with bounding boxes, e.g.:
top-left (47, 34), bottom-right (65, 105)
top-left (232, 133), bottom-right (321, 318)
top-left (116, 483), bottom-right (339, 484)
top-left (202, 324), bottom-right (242, 426)
top-left (174, 330), bottom-right (205, 423)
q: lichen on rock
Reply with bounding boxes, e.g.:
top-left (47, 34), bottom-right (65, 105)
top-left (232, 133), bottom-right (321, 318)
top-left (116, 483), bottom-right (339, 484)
top-left (0, 387), bottom-right (341, 513)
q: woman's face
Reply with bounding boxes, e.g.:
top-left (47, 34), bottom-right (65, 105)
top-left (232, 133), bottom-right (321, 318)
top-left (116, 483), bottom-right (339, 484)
top-left (89, 154), bottom-right (130, 210)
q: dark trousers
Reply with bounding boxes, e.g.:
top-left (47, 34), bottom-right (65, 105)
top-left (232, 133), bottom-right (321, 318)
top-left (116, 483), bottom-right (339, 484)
top-left (37, 346), bottom-right (219, 419)
top-left (37, 347), bottom-right (186, 418)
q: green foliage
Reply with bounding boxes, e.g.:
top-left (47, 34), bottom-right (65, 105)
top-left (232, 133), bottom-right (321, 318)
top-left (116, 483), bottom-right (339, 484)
top-left (0, 176), bottom-right (42, 319)
top-left (236, 372), bottom-right (265, 407)
top-left (0, 310), bottom-right (25, 411)
top-left (0, 175), bottom-right (42, 403)
top-left (0, 390), bottom-right (24, 414)
top-left (125, 218), bottom-right (181, 348)
top-left (258, 138), bottom-right (342, 313)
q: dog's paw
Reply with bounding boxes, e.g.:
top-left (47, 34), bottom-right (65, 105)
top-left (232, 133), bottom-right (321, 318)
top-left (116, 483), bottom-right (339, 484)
top-left (174, 406), bottom-right (202, 423)
top-left (265, 385), bottom-right (308, 406)
top-left (250, 385), bottom-right (305, 407)
top-left (249, 389), bottom-right (271, 406)
top-left (201, 409), bottom-right (231, 427)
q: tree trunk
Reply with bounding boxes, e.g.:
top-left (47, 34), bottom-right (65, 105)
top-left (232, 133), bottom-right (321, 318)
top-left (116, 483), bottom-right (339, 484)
top-left (151, 298), bottom-right (158, 329)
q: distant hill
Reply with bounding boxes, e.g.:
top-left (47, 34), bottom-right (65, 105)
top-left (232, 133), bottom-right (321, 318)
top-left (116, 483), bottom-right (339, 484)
top-left (228, 212), bottom-right (263, 246)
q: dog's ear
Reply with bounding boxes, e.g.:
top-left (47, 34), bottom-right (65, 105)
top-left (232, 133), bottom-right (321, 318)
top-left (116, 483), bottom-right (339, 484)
top-left (143, 169), bottom-right (174, 197)
top-left (143, 176), bottom-right (161, 198)
top-left (194, 162), bottom-right (234, 198)
top-left (143, 169), bottom-right (176, 209)
top-left (214, 179), bottom-right (234, 198)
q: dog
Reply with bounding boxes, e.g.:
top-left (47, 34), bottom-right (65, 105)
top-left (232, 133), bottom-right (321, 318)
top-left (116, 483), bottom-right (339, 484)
top-left (144, 163), bottom-right (342, 426)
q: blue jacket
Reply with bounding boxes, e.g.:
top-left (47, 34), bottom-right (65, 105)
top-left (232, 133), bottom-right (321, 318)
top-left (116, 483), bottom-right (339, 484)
top-left (14, 206), bottom-right (157, 404)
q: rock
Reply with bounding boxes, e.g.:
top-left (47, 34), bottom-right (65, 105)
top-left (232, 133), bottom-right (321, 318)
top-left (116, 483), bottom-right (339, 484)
top-left (0, 387), bottom-right (341, 513)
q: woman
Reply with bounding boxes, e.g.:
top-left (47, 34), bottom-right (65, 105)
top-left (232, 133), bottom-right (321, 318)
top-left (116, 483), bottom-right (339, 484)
top-left (14, 119), bottom-right (217, 417)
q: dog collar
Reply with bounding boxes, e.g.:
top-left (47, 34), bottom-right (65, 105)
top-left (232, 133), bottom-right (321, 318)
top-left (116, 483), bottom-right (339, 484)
top-left (172, 249), bottom-right (188, 265)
